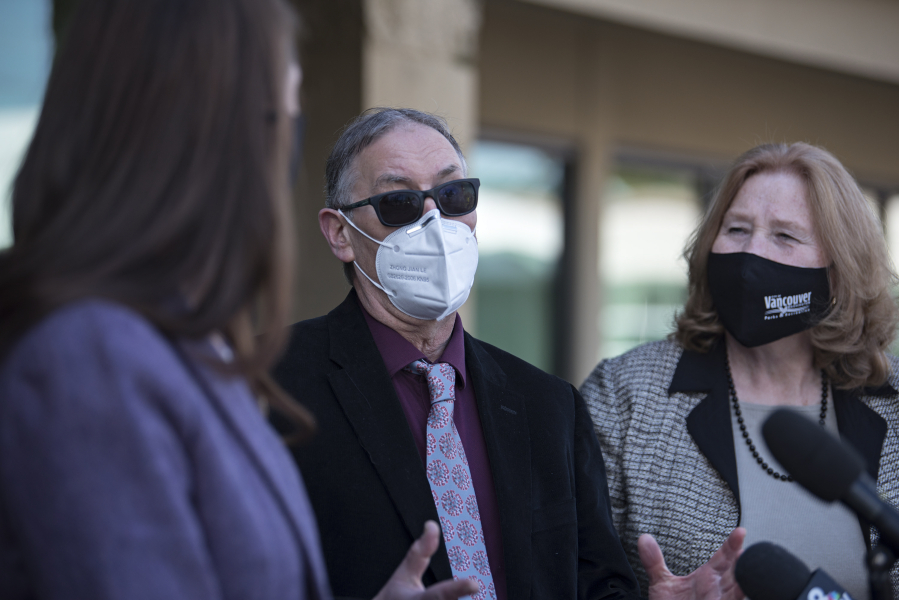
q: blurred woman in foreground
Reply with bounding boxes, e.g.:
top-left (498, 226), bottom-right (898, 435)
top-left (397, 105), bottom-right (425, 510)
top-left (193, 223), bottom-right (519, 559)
top-left (582, 142), bottom-right (899, 598)
top-left (0, 1), bottom-right (474, 598)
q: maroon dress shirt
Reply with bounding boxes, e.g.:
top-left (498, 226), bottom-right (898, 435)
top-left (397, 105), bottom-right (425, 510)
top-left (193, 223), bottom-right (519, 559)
top-left (360, 304), bottom-right (508, 600)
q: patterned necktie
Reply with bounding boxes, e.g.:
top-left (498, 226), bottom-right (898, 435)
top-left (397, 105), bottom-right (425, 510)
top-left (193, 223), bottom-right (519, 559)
top-left (406, 360), bottom-right (495, 600)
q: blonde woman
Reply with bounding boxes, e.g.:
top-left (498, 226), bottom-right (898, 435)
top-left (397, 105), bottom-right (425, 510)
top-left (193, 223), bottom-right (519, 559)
top-left (582, 143), bottom-right (899, 599)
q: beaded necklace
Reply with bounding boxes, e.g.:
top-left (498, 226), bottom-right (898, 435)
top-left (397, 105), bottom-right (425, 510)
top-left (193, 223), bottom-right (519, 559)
top-left (724, 349), bottom-right (828, 482)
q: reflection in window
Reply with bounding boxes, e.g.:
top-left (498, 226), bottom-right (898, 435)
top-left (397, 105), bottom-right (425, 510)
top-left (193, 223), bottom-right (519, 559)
top-left (886, 195), bottom-right (899, 262)
top-left (599, 166), bottom-right (701, 360)
top-left (469, 141), bottom-right (565, 374)
top-left (0, 0), bottom-right (53, 249)
top-left (884, 194), bottom-right (899, 356)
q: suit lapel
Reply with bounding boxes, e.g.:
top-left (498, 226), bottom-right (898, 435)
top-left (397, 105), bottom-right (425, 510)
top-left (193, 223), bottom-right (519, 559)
top-left (833, 385), bottom-right (891, 480)
top-left (325, 294), bottom-right (452, 582)
top-left (675, 343), bottom-right (741, 505)
top-left (465, 334), bottom-right (533, 600)
top-left (833, 382), bottom-right (893, 549)
top-left (175, 340), bottom-right (331, 597)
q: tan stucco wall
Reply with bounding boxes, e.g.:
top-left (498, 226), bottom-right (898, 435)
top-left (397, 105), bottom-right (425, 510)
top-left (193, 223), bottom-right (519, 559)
top-left (481, 1), bottom-right (899, 182)
top-left (523, 0), bottom-right (899, 85)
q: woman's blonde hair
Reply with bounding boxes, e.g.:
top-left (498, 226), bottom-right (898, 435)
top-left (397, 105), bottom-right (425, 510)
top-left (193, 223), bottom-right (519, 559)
top-left (674, 142), bottom-right (899, 389)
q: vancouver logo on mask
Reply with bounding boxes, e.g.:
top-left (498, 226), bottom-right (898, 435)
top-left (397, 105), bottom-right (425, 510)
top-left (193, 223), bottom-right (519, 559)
top-left (764, 292), bottom-right (813, 320)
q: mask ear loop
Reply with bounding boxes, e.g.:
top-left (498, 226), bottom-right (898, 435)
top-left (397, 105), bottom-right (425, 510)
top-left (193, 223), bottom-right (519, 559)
top-left (338, 209), bottom-right (397, 248)
top-left (338, 209), bottom-right (397, 297)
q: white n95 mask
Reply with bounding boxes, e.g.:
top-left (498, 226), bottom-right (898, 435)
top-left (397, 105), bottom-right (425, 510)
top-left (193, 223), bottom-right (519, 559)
top-left (339, 208), bottom-right (479, 321)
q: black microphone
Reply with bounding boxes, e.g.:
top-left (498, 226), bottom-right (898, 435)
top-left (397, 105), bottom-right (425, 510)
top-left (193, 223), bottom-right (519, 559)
top-left (762, 409), bottom-right (899, 554)
top-left (735, 541), bottom-right (851, 600)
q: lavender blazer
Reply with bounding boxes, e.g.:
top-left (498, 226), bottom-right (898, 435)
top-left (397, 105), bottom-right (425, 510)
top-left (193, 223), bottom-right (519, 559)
top-left (0, 300), bottom-right (331, 600)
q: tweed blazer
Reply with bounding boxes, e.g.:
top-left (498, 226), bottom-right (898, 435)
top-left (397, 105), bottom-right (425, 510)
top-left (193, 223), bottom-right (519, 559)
top-left (580, 339), bottom-right (899, 592)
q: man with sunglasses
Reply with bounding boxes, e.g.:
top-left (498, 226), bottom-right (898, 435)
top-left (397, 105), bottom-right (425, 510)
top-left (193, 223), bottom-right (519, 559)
top-left (273, 108), bottom-right (641, 600)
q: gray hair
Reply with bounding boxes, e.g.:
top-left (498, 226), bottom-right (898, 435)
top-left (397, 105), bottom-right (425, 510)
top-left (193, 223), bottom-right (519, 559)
top-left (324, 107), bottom-right (468, 211)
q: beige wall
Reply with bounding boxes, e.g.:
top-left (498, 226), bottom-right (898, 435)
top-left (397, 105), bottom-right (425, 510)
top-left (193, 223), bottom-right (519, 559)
top-left (479, 0), bottom-right (899, 381)
top-left (523, 0), bottom-right (899, 85)
top-left (481, 1), bottom-right (899, 181)
top-left (362, 0), bottom-right (481, 150)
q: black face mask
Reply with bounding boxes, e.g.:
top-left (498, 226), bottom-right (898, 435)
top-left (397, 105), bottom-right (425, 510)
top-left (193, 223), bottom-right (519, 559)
top-left (707, 252), bottom-right (831, 348)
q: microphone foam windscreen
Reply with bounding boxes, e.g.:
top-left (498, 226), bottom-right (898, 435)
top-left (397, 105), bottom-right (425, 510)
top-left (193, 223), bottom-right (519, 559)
top-left (762, 409), bottom-right (864, 502)
top-left (735, 541), bottom-right (810, 600)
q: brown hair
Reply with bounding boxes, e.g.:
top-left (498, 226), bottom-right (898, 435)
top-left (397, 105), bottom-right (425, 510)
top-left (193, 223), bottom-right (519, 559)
top-left (0, 0), bottom-right (312, 431)
top-left (675, 142), bottom-right (899, 389)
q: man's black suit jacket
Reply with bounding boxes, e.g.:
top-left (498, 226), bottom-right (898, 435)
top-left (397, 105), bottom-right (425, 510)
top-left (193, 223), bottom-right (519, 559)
top-left (273, 291), bottom-right (639, 600)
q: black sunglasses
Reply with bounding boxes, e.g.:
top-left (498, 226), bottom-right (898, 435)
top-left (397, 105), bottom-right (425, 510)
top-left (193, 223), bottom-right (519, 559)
top-left (341, 178), bottom-right (480, 227)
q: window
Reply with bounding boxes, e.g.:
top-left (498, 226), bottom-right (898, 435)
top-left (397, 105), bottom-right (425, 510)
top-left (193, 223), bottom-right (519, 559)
top-left (599, 162), bottom-right (709, 360)
top-left (469, 140), bottom-right (568, 375)
top-left (0, 0), bottom-right (53, 249)
top-left (882, 192), bottom-right (899, 355)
